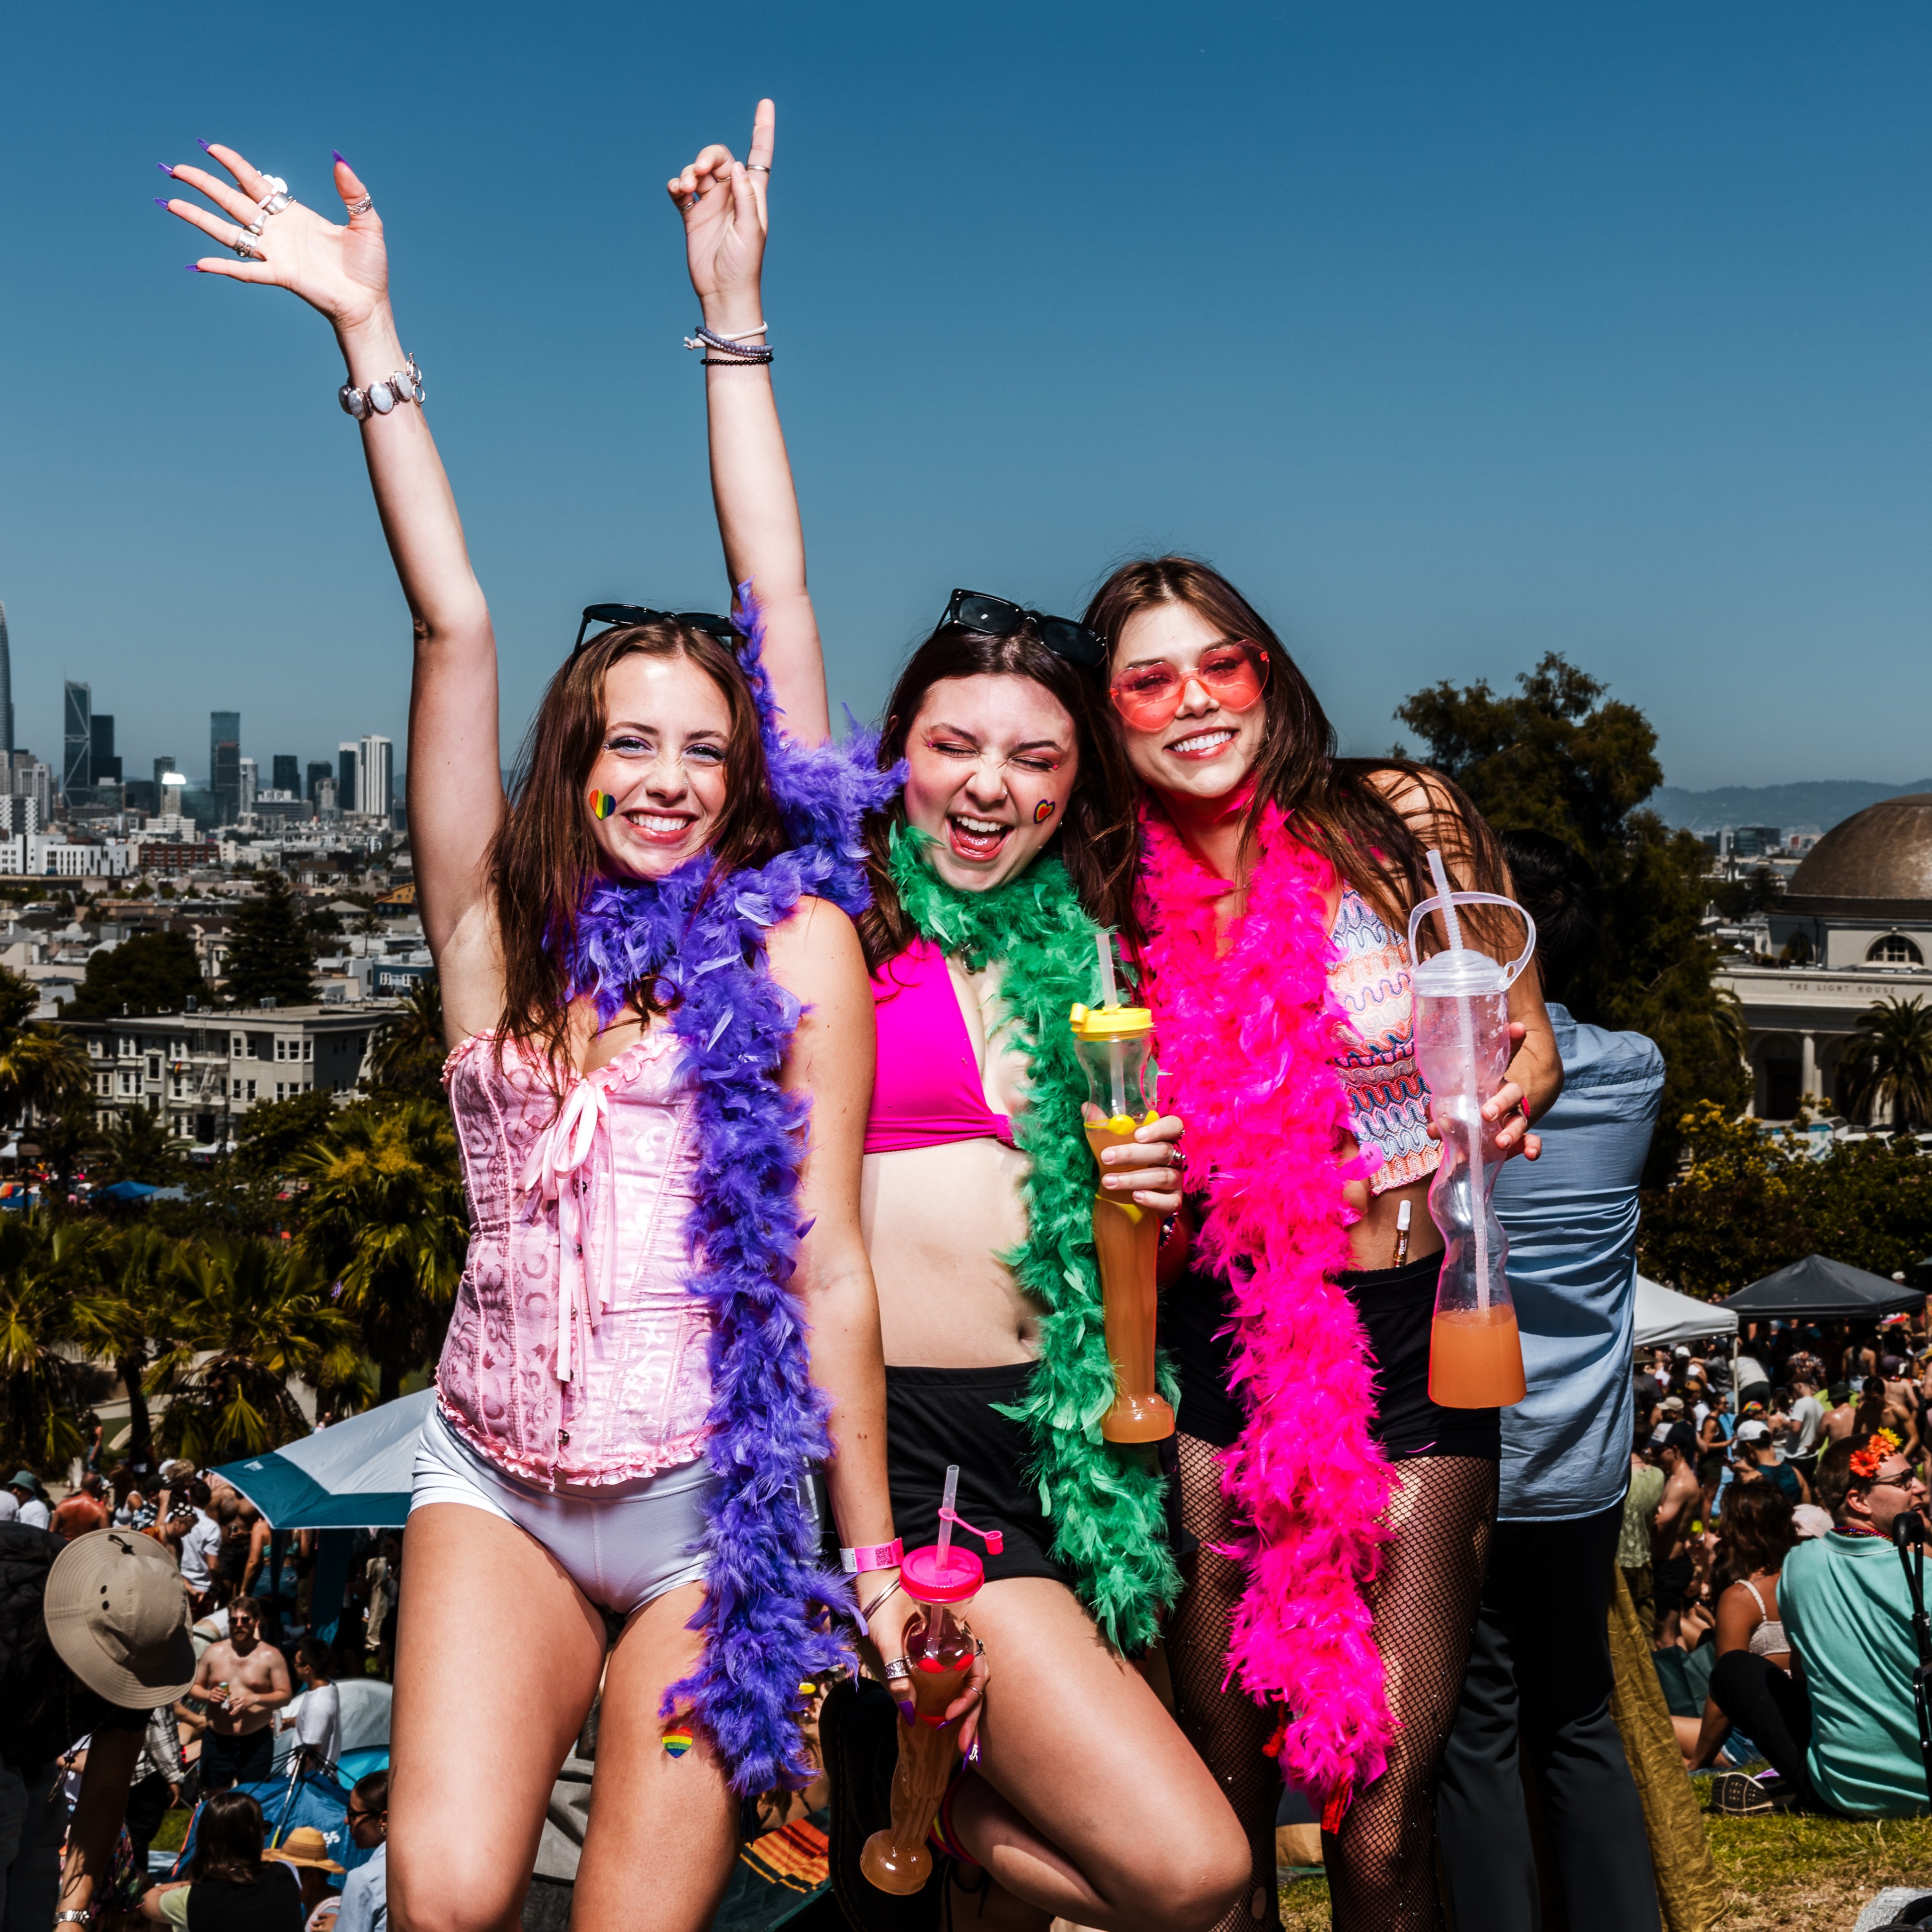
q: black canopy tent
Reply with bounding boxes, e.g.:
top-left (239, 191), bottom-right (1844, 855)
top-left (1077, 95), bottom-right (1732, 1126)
top-left (1721, 1252), bottom-right (1926, 1322)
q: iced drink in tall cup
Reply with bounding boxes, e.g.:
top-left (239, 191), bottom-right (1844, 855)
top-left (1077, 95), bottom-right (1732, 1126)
top-left (1406, 851), bottom-right (1535, 1409)
top-left (1070, 981), bottom-right (1176, 1444)
top-left (860, 1468), bottom-right (1000, 1895)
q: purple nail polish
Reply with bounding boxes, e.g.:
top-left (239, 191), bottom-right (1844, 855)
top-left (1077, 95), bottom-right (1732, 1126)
top-left (154, 198), bottom-right (169, 208)
top-left (197, 139), bottom-right (212, 152)
top-left (896, 1699), bottom-right (916, 1722)
top-left (333, 151), bottom-right (346, 164)
top-left (185, 263), bottom-right (201, 273)
top-left (157, 163), bottom-right (176, 177)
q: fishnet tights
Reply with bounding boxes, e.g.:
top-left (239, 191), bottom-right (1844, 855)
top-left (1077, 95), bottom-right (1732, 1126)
top-left (1167, 1435), bottom-right (1497, 1932)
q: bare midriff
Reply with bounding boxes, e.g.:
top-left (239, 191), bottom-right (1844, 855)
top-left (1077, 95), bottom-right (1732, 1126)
top-left (860, 952), bottom-right (1043, 1369)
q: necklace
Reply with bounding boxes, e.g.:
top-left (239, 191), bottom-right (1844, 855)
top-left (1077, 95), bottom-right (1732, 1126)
top-left (887, 828), bottom-right (1180, 1651)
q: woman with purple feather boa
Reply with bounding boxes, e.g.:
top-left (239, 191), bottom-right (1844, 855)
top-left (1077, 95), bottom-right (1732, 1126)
top-left (159, 142), bottom-right (924, 1932)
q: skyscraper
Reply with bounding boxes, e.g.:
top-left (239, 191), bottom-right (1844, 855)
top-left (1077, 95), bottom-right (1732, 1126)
top-left (62, 681), bottom-right (91, 800)
top-left (0, 605), bottom-right (14, 754)
top-left (358, 735), bottom-right (394, 820)
top-left (306, 760), bottom-right (333, 807)
top-left (90, 714), bottom-right (121, 785)
top-left (338, 743), bottom-right (359, 816)
top-left (272, 755), bottom-right (299, 794)
top-left (210, 711), bottom-right (241, 825)
top-left (239, 756), bottom-right (258, 817)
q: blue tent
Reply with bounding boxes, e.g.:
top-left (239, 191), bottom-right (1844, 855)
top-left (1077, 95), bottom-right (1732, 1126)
top-left (169, 1772), bottom-right (379, 1879)
top-left (213, 1390), bottom-right (432, 1532)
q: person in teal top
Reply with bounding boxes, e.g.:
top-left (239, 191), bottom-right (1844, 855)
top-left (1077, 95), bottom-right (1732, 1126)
top-left (1710, 1427), bottom-right (1930, 1814)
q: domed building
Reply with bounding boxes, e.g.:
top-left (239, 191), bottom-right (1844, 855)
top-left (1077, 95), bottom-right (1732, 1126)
top-left (1720, 795), bottom-right (1932, 1119)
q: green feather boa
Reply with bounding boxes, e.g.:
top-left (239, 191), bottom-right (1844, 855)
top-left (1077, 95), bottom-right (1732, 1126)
top-left (886, 828), bottom-right (1181, 1651)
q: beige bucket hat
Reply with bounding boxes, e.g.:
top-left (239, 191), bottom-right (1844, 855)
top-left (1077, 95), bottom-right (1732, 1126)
top-left (44, 1527), bottom-right (196, 1706)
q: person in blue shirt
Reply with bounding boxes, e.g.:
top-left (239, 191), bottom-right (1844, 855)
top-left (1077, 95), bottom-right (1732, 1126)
top-left (335, 1772), bottom-right (387, 1932)
top-left (1710, 1430), bottom-right (1932, 1815)
top-left (1436, 830), bottom-right (1665, 1931)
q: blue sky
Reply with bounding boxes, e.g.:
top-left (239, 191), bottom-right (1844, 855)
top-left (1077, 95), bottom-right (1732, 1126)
top-left (1, 2), bottom-right (1925, 790)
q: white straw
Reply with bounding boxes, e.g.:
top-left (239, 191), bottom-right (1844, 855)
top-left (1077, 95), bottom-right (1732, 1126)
top-left (1096, 929), bottom-right (1118, 1009)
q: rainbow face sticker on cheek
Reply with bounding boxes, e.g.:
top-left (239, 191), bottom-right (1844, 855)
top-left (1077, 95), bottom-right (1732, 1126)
top-left (1032, 798), bottom-right (1057, 825)
top-left (590, 790), bottom-right (616, 821)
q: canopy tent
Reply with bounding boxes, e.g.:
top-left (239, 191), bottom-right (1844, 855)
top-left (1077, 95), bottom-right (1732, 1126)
top-left (1633, 1276), bottom-right (1738, 1351)
top-left (1720, 1253), bottom-right (1927, 1322)
top-left (213, 1389), bottom-right (432, 1531)
top-left (94, 1179), bottom-right (187, 1202)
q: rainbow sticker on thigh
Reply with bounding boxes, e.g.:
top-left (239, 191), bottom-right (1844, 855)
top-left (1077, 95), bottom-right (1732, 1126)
top-left (662, 1724), bottom-right (694, 1758)
top-left (590, 790), bottom-right (616, 820)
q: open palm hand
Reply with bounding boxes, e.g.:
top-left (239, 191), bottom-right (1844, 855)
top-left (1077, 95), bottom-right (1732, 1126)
top-left (161, 142), bottom-right (389, 334)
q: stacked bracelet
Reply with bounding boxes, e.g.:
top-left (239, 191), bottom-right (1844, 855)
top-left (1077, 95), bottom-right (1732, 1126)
top-left (685, 323), bottom-right (773, 366)
top-left (340, 354), bottom-right (425, 420)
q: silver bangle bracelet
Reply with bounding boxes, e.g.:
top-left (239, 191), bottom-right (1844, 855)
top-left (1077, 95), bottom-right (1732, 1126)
top-left (339, 353), bottom-right (425, 421)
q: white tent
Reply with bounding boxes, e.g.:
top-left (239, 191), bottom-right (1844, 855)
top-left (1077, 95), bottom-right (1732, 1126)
top-left (214, 1388), bottom-right (433, 1530)
top-left (1634, 1275), bottom-right (1738, 1351)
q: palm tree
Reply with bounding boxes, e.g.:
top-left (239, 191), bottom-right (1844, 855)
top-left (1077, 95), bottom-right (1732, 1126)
top-left (93, 1107), bottom-right (183, 1186)
top-left (69, 1226), bottom-right (178, 1469)
top-left (0, 1015), bottom-right (93, 1130)
top-left (1837, 995), bottom-right (1932, 1130)
top-left (148, 1237), bottom-right (360, 1462)
top-left (365, 979), bottom-right (446, 1103)
top-left (0, 1215), bottom-right (126, 1470)
top-left (296, 1100), bottom-right (467, 1402)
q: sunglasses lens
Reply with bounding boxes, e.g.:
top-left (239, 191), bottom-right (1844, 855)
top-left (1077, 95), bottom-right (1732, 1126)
top-left (1037, 619), bottom-right (1104, 668)
top-left (1109, 646), bottom-right (1268, 730)
top-left (952, 595), bottom-right (1019, 635)
top-left (1196, 647), bottom-right (1266, 708)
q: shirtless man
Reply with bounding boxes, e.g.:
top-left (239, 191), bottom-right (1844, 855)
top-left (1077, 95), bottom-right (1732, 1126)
top-left (1824, 1383), bottom-right (1857, 1444)
top-left (1648, 1421), bottom-right (1704, 1649)
top-left (189, 1593), bottom-right (292, 1789)
top-left (1879, 1355), bottom-right (1922, 1462)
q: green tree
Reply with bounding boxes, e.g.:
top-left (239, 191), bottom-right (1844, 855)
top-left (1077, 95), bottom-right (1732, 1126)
top-left (69, 932), bottom-right (208, 1020)
top-left (0, 1216), bottom-right (121, 1470)
top-left (92, 1107), bottom-right (183, 1186)
top-left (232, 1090), bottom-right (338, 1182)
top-left (224, 872), bottom-right (316, 1010)
top-left (1837, 997), bottom-right (1932, 1131)
top-left (1396, 654), bottom-right (1747, 1173)
top-left (88, 1226), bottom-right (176, 1468)
top-left (0, 969), bottom-right (91, 1131)
top-left (297, 1101), bottom-right (466, 1402)
top-left (365, 979), bottom-right (446, 1104)
top-left (148, 1237), bottom-right (358, 1461)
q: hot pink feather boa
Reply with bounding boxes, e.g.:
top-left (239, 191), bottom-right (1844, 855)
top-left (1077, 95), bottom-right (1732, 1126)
top-left (1136, 801), bottom-right (1396, 1808)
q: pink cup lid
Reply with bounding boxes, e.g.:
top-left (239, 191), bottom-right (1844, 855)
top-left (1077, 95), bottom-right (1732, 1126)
top-left (901, 1543), bottom-right (984, 1604)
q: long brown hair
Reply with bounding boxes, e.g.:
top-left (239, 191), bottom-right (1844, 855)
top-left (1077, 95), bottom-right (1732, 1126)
top-left (190, 1790), bottom-right (267, 1885)
top-left (1082, 555), bottom-right (1513, 954)
top-left (490, 621), bottom-right (786, 1072)
top-left (1712, 1480), bottom-right (1797, 1592)
top-left (857, 620), bottom-right (1139, 969)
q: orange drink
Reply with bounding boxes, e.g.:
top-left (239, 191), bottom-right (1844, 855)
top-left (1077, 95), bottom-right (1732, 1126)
top-left (1427, 1302), bottom-right (1527, 1408)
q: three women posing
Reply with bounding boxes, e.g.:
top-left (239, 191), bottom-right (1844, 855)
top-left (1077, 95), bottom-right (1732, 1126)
top-left (675, 101), bottom-right (1558, 1932)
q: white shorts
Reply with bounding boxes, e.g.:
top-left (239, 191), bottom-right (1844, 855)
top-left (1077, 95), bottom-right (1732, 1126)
top-left (409, 1406), bottom-right (714, 1617)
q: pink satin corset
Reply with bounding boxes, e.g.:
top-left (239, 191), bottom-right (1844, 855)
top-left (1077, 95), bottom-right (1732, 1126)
top-left (435, 1028), bottom-right (714, 1487)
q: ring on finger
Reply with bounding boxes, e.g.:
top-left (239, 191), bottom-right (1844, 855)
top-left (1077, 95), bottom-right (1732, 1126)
top-left (230, 226), bottom-right (265, 260)
top-left (683, 194), bottom-right (697, 209)
top-left (256, 174), bottom-right (294, 217)
top-left (344, 194), bottom-right (373, 217)
top-left (747, 164), bottom-right (771, 174)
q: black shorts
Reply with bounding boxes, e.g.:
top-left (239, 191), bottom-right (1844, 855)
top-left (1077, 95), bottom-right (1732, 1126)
top-left (1163, 1249), bottom-right (1502, 1462)
top-left (882, 1364), bottom-right (1069, 1587)
top-left (200, 1724), bottom-right (275, 1791)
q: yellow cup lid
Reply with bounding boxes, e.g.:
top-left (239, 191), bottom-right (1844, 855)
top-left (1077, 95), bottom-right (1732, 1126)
top-left (1068, 1000), bottom-right (1154, 1040)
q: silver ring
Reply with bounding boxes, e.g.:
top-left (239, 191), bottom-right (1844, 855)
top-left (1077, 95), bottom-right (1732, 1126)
top-left (683, 194), bottom-right (697, 209)
top-left (231, 227), bottom-right (264, 260)
top-left (256, 175), bottom-right (293, 216)
top-left (344, 195), bottom-right (373, 217)
top-left (747, 164), bottom-right (771, 174)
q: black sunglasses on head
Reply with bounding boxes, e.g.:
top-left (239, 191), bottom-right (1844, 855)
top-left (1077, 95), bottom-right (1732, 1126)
top-left (573, 603), bottom-right (742, 658)
top-left (943, 589), bottom-right (1105, 670)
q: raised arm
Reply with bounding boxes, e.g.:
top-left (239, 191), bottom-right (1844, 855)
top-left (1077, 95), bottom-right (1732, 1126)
top-left (667, 101), bottom-right (832, 745)
top-left (160, 145), bottom-right (504, 1039)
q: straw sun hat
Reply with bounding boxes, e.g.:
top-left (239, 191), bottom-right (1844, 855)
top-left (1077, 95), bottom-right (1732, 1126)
top-left (43, 1527), bottom-right (196, 1707)
top-left (268, 1828), bottom-right (344, 1874)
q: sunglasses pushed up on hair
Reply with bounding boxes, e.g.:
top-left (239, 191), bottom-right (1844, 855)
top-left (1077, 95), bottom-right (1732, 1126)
top-left (943, 589), bottom-right (1106, 670)
top-left (1108, 640), bottom-right (1270, 731)
top-left (572, 604), bottom-right (743, 658)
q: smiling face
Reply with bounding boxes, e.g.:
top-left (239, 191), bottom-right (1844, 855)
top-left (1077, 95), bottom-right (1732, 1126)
top-left (585, 651), bottom-right (734, 879)
top-left (1110, 601), bottom-right (1270, 808)
top-left (901, 674), bottom-right (1079, 892)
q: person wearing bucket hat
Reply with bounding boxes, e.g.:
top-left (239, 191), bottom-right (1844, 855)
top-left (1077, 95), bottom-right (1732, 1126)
top-left (0, 1524), bottom-right (195, 1930)
top-left (7, 1470), bottom-right (49, 1531)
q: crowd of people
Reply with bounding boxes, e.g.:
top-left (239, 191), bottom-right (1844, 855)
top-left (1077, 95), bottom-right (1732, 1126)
top-left (9, 91), bottom-right (1932, 1932)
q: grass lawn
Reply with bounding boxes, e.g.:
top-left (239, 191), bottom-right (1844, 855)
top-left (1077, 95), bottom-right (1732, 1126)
top-left (1276, 1814), bottom-right (1932, 1928)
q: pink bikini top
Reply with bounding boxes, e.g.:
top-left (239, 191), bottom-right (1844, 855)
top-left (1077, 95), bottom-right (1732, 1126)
top-left (435, 1029), bottom-right (715, 1488)
top-left (864, 939), bottom-right (1016, 1155)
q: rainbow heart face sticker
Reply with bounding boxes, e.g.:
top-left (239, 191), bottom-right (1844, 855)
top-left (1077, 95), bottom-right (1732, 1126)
top-left (1032, 798), bottom-right (1057, 825)
top-left (661, 1725), bottom-right (693, 1758)
top-left (590, 790), bottom-right (617, 821)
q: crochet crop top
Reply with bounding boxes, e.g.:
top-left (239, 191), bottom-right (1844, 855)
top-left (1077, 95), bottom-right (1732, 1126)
top-left (1329, 884), bottom-right (1441, 1195)
top-left (863, 938), bottom-right (1016, 1155)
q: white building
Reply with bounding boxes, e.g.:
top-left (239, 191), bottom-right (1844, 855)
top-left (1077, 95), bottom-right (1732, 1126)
top-left (357, 735), bottom-right (394, 820)
top-left (238, 756), bottom-right (258, 817)
top-left (1718, 794), bottom-right (1932, 1119)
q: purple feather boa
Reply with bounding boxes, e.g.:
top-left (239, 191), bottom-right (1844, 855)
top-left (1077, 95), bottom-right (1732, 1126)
top-left (564, 590), bottom-right (899, 1791)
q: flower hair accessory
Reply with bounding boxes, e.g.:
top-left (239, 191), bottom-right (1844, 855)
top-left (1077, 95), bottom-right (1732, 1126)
top-left (1850, 1429), bottom-right (1903, 1480)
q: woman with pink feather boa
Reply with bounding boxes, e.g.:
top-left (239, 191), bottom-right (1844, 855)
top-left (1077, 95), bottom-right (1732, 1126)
top-left (1083, 558), bottom-right (1562, 1931)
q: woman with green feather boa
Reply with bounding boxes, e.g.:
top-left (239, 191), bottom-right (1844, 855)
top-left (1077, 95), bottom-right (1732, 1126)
top-left (667, 109), bottom-right (1251, 1932)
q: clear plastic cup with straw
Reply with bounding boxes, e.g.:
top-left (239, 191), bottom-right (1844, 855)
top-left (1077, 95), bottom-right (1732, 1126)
top-left (860, 1466), bottom-right (1001, 1895)
top-left (1405, 850), bottom-right (1534, 1408)
top-left (1068, 931), bottom-right (1175, 1443)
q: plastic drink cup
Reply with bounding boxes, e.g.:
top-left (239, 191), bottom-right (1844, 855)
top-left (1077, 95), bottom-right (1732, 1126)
top-left (1406, 853), bottom-right (1533, 1409)
top-left (860, 1469), bottom-right (997, 1896)
top-left (1069, 998), bottom-right (1176, 1443)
